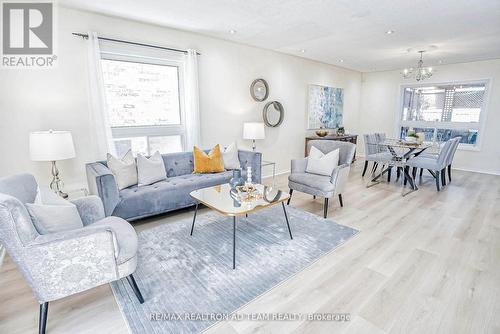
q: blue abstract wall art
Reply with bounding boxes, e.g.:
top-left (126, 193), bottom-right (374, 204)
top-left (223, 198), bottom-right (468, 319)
top-left (307, 84), bottom-right (344, 129)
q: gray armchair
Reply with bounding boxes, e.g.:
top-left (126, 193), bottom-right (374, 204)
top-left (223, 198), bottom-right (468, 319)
top-left (288, 140), bottom-right (356, 218)
top-left (0, 174), bottom-right (144, 334)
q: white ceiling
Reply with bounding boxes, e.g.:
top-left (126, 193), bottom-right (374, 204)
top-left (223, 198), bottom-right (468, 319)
top-left (60, 0), bottom-right (500, 72)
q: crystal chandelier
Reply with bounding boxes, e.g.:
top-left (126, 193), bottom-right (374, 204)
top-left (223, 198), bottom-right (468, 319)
top-left (402, 51), bottom-right (433, 81)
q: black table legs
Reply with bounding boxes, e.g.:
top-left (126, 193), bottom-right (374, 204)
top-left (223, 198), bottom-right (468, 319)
top-left (233, 216), bottom-right (236, 269)
top-left (401, 166), bottom-right (418, 196)
top-left (190, 203), bottom-right (198, 236)
top-left (190, 202), bottom-right (294, 269)
top-left (282, 202), bottom-right (293, 239)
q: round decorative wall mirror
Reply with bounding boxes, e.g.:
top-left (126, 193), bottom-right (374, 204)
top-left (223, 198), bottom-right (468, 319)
top-left (263, 101), bottom-right (284, 127)
top-left (250, 78), bottom-right (269, 102)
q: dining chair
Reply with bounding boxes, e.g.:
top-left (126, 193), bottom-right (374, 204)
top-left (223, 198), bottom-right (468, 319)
top-left (374, 132), bottom-right (404, 182)
top-left (445, 137), bottom-right (461, 182)
top-left (416, 137), bottom-right (461, 185)
top-left (374, 132), bottom-right (387, 144)
top-left (362, 134), bottom-right (392, 177)
top-left (405, 138), bottom-right (458, 191)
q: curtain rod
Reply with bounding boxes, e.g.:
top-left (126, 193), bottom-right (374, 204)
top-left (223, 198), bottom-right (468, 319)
top-left (72, 33), bottom-right (200, 55)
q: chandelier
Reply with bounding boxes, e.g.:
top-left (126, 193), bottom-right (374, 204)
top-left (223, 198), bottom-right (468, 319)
top-left (402, 51), bottom-right (433, 81)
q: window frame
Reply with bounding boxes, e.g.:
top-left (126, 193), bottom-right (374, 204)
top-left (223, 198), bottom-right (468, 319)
top-left (395, 79), bottom-right (491, 151)
top-left (99, 41), bottom-right (187, 155)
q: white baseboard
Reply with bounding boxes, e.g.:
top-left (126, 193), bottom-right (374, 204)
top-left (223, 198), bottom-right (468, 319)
top-left (452, 167), bottom-right (500, 176)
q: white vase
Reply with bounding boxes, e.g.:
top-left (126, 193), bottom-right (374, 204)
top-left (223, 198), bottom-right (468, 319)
top-left (246, 166), bottom-right (252, 184)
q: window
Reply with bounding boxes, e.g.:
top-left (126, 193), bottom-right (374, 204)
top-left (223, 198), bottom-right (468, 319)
top-left (100, 41), bottom-right (186, 156)
top-left (399, 81), bottom-right (488, 148)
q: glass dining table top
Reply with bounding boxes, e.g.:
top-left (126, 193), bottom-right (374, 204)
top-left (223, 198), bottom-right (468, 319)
top-left (190, 183), bottom-right (289, 216)
top-left (378, 138), bottom-right (432, 150)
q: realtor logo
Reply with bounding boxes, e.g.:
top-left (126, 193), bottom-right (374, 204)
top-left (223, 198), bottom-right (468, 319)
top-left (1, 1), bottom-right (56, 68)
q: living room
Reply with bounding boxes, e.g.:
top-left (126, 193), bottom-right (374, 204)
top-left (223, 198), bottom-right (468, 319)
top-left (1, 1), bottom-right (499, 333)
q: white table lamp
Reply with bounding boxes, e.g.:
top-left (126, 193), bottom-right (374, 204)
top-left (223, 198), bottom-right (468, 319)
top-left (243, 122), bottom-right (265, 151)
top-left (30, 130), bottom-right (76, 198)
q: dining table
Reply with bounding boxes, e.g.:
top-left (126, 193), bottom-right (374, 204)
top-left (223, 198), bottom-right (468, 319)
top-left (366, 139), bottom-right (432, 196)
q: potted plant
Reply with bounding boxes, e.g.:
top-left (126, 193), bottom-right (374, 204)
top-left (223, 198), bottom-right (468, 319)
top-left (405, 129), bottom-right (419, 143)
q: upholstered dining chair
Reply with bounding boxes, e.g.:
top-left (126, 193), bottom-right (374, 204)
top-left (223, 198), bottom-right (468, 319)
top-left (362, 133), bottom-right (392, 177)
top-left (405, 137), bottom-right (460, 191)
top-left (288, 140), bottom-right (356, 218)
top-left (0, 174), bottom-right (145, 334)
top-left (417, 136), bottom-right (460, 183)
top-left (444, 137), bottom-right (461, 183)
top-left (415, 137), bottom-right (461, 185)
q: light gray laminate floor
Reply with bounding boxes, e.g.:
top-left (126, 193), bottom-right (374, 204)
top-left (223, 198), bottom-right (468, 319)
top-left (1, 161), bottom-right (499, 334)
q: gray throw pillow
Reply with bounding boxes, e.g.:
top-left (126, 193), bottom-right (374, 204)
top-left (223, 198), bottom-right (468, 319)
top-left (26, 203), bottom-right (84, 235)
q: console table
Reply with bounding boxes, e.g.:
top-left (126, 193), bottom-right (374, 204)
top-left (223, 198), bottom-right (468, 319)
top-left (305, 134), bottom-right (358, 161)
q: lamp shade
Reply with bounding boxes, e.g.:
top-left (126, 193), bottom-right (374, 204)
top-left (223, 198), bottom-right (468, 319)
top-left (30, 130), bottom-right (76, 161)
top-left (243, 122), bottom-right (265, 140)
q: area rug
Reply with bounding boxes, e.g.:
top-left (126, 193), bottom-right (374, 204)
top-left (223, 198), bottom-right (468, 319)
top-left (111, 205), bottom-right (359, 333)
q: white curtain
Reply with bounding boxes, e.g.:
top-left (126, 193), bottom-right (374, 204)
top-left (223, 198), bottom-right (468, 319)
top-left (184, 49), bottom-right (201, 149)
top-left (86, 32), bottom-right (115, 158)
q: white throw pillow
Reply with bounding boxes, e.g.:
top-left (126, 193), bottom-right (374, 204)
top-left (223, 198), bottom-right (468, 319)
top-left (306, 146), bottom-right (340, 176)
top-left (107, 150), bottom-right (138, 190)
top-left (222, 142), bottom-right (241, 170)
top-left (137, 151), bottom-right (167, 186)
top-left (35, 187), bottom-right (69, 205)
top-left (26, 192), bottom-right (83, 235)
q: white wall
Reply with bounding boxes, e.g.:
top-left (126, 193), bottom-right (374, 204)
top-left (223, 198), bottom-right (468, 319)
top-left (0, 7), bottom-right (362, 188)
top-left (3, 6), bottom-right (496, 189)
top-left (359, 59), bottom-right (500, 175)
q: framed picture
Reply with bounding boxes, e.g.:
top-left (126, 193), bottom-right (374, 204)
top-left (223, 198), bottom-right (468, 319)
top-left (307, 84), bottom-right (343, 129)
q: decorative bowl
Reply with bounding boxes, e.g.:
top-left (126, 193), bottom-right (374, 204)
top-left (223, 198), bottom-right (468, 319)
top-left (315, 129), bottom-right (328, 137)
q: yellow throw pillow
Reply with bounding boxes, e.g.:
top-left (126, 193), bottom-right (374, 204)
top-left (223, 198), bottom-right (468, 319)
top-left (193, 144), bottom-right (225, 173)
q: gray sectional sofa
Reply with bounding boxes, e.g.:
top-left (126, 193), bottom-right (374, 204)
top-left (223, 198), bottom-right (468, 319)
top-left (86, 150), bottom-right (262, 221)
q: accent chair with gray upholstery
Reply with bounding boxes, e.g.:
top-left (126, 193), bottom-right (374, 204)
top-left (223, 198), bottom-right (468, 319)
top-left (0, 174), bottom-right (145, 334)
top-left (86, 150), bottom-right (262, 221)
top-left (288, 140), bottom-right (356, 218)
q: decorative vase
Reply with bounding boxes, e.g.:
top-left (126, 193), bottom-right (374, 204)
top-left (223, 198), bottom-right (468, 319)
top-left (246, 166), bottom-right (253, 184)
top-left (315, 128), bottom-right (328, 137)
top-left (229, 188), bottom-right (241, 207)
top-left (229, 169), bottom-right (244, 188)
top-left (416, 132), bottom-right (425, 144)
